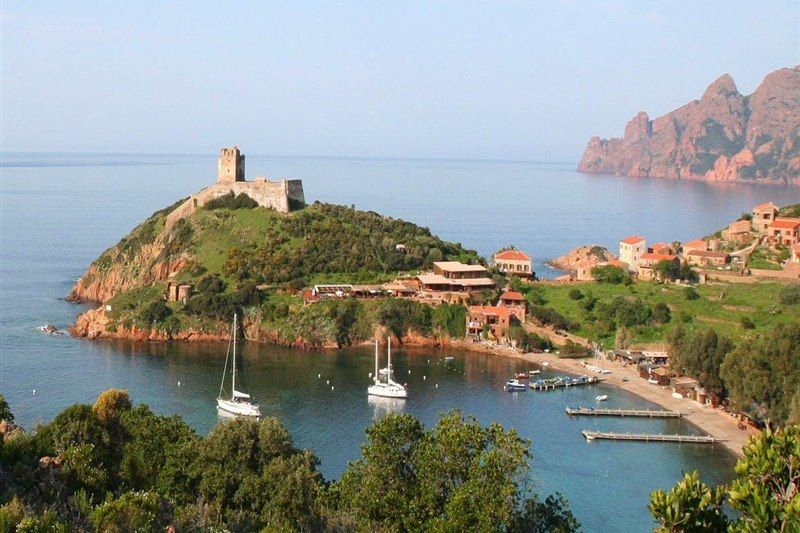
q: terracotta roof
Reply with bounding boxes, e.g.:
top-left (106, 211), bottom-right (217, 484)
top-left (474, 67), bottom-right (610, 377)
top-left (499, 291), bottom-right (525, 301)
top-left (417, 273), bottom-right (454, 285)
top-left (607, 259), bottom-right (626, 267)
top-left (684, 239), bottom-right (707, 248)
top-left (433, 261), bottom-right (488, 273)
top-left (768, 217), bottom-right (800, 230)
top-left (641, 252), bottom-right (678, 261)
top-left (468, 305), bottom-right (512, 317)
top-left (494, 250), bottom-right (531, 261)
top-left (650, 242), bottom-right (670, 252)
top-left (686, 250), bottom-right (729, 259)
top-left (455, 277), bottom-right (496, 287)
top-left (753, 202), bottom-right (778, 211)
top-left (621, 235), bottom-right (645, 245)
top-left (575, 259), bottom-right (598, 268)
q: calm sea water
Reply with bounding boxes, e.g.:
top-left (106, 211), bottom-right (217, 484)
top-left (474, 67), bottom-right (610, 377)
top-left (2, 153), bottom-right (799, 531)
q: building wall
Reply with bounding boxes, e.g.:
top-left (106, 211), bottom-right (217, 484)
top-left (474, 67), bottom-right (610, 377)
top-left (620, 241), bottom-right (645, 270)
top-left (217, 147), bottom-right (245, 183)
top-left (753, 207), bottom-right (778, 233)
top-left (495, 258), bottom-right (532, 276)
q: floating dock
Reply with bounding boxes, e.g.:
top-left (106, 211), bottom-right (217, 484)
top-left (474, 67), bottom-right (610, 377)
top-left (582, 430), bottom-right (720, 444)
top-left (530, 375), bottom-right (600, 391)
top-left (566, 407), bottom-right (681, 418)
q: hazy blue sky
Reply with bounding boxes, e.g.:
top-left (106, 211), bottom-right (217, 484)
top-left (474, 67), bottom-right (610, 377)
top-left (2, 1), bottom-right (798, 160)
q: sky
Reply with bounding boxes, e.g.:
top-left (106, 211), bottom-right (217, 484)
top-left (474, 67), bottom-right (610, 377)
top-left (1, 1), bottom-right (798, 161)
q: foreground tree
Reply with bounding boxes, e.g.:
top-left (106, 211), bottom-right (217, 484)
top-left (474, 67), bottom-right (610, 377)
top-left (650, 425), bottom-right (800, 532)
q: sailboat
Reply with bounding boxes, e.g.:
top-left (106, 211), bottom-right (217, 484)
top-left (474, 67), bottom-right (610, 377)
top-left (217, 313), bottom-right (261, 417)
top-left (368, 338), bottom-right (408, 399)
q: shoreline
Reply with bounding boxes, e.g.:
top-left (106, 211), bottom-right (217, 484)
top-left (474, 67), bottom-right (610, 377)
top-left (502, 350), bottom-right (754, 457)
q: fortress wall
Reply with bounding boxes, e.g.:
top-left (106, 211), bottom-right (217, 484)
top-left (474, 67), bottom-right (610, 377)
top-left (286, 179), bottom-right (306, 205)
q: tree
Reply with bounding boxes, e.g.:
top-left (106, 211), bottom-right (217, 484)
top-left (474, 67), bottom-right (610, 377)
top-left (92, 389), bottom-right (131, 426)
top-left (591, 265), bottom-right (628, 284)
top-left (650, 426), bottom-right (800, 532)
top-left (0, 394), bottom-right (13, 423)
top-left (683, 286), bottom-right (700, 300)
top-left (721, 322), bottom-right (800, 426)
top-left (649, 471), bottom-right (728, 532)
top-left (653, 260), bottom-right (680, 282)
top-left (615, 327), bottom-right (631, 349)
top-left (568, 288), bottom-right (583, 300)
top-left (668, 327), bottom-right (733, 401)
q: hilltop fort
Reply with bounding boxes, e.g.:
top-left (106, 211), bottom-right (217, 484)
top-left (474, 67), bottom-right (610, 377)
top-left (166, 147), bottom-right (305, 226)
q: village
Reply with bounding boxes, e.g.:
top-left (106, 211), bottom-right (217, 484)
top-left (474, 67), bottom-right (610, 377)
top-left (285, 199), bottom-right (800, 446)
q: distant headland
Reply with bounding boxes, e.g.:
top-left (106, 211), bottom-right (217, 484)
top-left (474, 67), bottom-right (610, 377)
top-left (578, 66), bottom-right (800, 185)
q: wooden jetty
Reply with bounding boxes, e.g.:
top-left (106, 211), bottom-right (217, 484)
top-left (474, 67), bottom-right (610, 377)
top-left (582, 430), bottom-right (720, 444)
top-left (566, 407), bottom-right (681, 418)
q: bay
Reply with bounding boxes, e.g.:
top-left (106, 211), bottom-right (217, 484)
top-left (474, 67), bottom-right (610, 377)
top-left (3, 152), bottom-right (799, 531)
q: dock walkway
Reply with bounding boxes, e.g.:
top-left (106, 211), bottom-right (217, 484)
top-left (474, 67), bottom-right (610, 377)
top-left (582, 430), bottom-right (720, 444)
top-left (567, 407), bottom-right (681, 418)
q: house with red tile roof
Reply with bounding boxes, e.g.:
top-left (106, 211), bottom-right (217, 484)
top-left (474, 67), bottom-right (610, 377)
top-left (767, 217), bottom-right (800, 246)
top-left (619, 235), bottom-right (646, 270)
top-left (752, 202), bottom-right (779, 233)
top-left (493, 249), bottom-right (533, 277)
top-left (466, 305), bottom-right (513, 340)
top-left (638, 253), bottom-right (679, 281)
top-left (722, 219), bottom-right (753, 244)
top-left (685, 250), bottom-right (730, 267)
top-left (497, 291), bottom-right (526, 322)
top-left (649, 242), bottom-right (673, 254)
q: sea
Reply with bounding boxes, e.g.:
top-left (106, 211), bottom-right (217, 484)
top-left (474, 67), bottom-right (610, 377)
top-left (2, 152), bottom-right (799, 531)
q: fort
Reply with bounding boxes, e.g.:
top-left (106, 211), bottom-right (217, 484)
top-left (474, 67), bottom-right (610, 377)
top-left (166, 146), bottom-right (305, 227)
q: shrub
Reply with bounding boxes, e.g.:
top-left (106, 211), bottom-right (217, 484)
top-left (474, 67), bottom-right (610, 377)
top-left (779, 284), bottom-right (800, 305)
top-left (93, 389), bottom-right (132, 426)
top-left (591, 265), bottom-right (628, 284)
top-left (139, 300), bottom-right (171, 325)
top-left (683, 287), bottom-right (700, 300)
top-left (568, 288), bottom-right (583, 300)
top-left (528, 305), bottom-right (577, 332)
top-left (740, 316), bottom-right (755, 329)
top-left (558, 340), bottom-right (591, 358)
top-left (204, 191), bottom-right (259, 210)
top-left (0, 394), bottom-right (13, 423)
top-left (652, 302), bottom-right (672, 325)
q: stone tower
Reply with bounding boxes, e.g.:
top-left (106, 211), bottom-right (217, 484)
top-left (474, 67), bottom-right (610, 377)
top-left (217, 146), bottom-right (245, 183)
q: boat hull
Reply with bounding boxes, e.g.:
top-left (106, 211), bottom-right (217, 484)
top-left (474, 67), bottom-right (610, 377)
top-left (368, 384), bottom-right (408, 399)
top-left (217, 398), bottom-right (261, 417)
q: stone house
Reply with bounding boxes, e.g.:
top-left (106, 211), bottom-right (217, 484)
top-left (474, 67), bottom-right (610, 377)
top-left (165, 282), bottom-right (192, 304)
top-left (767, 217), bottom-right (800, 246)
top-left (791, 244), bottom-right (800, 263)
top-left (649, 242), bottom-right (673, 254)
top-left (685, 250), bottom-right (730, 267)
top-left (417, 261), bottom-right (495, 293)
top-left (619, 235), bottom-right (646, 270)
top-left (752, 202), bottom-right (779, 234)
top-left (721, 219), bottom-right (753, 243)
top-left (637, 252), bottom-right (679, 281)
top-left (493, 249), bottom-right (533, 277)
top-left (466, 306), bottom-right (513, 340)
top-left (682, 239), bottom-right (708, 254)
top-left (497, 291), bottom-right (526, 323)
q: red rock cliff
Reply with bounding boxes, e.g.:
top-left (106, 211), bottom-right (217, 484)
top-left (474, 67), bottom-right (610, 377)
top-left (578, 66), bottom-right (800, 185)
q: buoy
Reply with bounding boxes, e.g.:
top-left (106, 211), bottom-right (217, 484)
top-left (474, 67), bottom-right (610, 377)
top-left (435, 384), bottom-right (439, 388)
top-left (177, 381), bottom-right (181, 387)
top-left (32, 389), bottom-right (36, 396)
top-left (331, 386), bottom-right (335, 391)
top-left (369, 372), bottom-right (373, 378)
top-left (326, 380), bottom-right (330, 385)
top-left (423, 376), bottom-right (426, 380)
top-left (318, 374), bottom-right (321, 379)
top-left (408, 370), bottom-right (411, 375)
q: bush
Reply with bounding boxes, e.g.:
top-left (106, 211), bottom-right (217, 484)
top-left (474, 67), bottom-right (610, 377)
top-left (779, 284), bottom-right (800, 305)
top-left (0, 394), bottom-right (13, 423)
top-left (139, 300), bottom-right (171, 325)
top-left (568, 288), bottom-right (583, 300)
top-left (683, 287), bottom-right (700, 300)
top-left (204, 191), bottom-right (259, 210)
top-left (740, 316), bottom-right (755, 329)
top-left (597, 296), bottom-right (651, 328)
top-left (507, 326), bottom-right (553, 352)
top-left (528, 305), bottom-right (578, 332)
top-left (558, 340), bottom-right (591, 358)
top-left (652, 302), bottom-right (672, 325)
top-left (591, 265), bottom-right (628, 284)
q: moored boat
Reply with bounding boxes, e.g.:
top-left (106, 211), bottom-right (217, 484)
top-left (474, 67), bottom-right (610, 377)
top-left (217, 314), bottom-right (261, 418)
top-left (368, 338), bottom-right (408, 399)
top-left (505, 379), bottom-right (527, 391)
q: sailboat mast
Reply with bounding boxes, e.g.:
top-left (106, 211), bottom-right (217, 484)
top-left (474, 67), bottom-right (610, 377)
top-left (374, 339), bottom-right (379, 384)
top-left (232, 313), bottom-right (237, 398)
top-left (388, 336), bottom-right (392, 379)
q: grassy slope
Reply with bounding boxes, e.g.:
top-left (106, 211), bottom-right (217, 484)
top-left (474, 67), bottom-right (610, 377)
top-left (536, 281), bottom-right (799, 348)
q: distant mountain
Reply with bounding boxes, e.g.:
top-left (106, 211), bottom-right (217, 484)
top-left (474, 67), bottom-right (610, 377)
top-left (578, 66), bottom-right (800, 185)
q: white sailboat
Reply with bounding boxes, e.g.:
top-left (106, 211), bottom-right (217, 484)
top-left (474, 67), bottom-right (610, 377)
top-left (368, 337), bottom-right (408, 399)
top-left (217, 313), bottom-right (261, 417)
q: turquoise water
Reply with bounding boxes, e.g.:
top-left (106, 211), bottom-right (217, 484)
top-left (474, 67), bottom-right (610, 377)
top-left (3, 153), bottom-right (798, 531)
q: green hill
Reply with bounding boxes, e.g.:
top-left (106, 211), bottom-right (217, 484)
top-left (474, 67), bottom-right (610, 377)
top-left (69, 198), bottom-right (481, 340)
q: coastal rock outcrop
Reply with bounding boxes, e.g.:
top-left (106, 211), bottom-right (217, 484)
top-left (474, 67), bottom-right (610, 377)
top-left (578, 66), bottom-right (800, 184)
top-left (548, 245), bottom-right (616, 271)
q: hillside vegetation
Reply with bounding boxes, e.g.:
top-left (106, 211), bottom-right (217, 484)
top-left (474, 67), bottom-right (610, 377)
top-left (70, 199), bottom-right (480, 339)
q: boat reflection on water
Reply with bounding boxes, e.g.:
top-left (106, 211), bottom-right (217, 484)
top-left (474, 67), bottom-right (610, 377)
top-left (367, 394), bottom-right (406, 419)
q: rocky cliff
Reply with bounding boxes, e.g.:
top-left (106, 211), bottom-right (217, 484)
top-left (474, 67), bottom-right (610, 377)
top-left (578, 66), bottom-right (800, 184)
top-left (548, 245), bottom-right (616, 271)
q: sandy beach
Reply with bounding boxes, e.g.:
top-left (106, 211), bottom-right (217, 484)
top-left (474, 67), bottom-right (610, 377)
top-left (498, 349), bottom-right (756, 458)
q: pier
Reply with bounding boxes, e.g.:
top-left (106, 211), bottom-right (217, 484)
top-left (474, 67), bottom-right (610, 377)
top-left (530, 375), bottom-right (600, 391)
top-left (566, 407), bottom-right (681, 418)
top-left (582, 430), bottom-right (721, 444)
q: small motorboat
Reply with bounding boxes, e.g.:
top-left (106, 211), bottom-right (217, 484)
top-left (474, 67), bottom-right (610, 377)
top-left (505, 379), bottom-right (527, 391)
top-left (528, 369), bottom-right (541, 375)
top-left (542, 361), bottom-right (550, 367)
top-left (648, 378), bottom-right (659, 385)
top-left (444, 356), bottom-right (455, 362)
top-left (621, 376), bottom-right (629, 382)
top-left (595, 394), bottom-right (608, 402)
top-left (38, 324), bottom-right (63, 336)
top-left (515, 372), bottom-right (528, 380)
